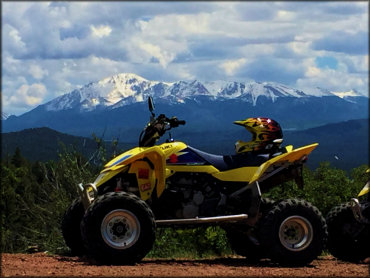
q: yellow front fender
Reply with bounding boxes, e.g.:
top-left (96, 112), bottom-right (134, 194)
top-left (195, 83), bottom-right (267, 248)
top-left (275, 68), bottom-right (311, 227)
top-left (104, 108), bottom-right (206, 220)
top-left (249, 143), bottom-right (318, 184)
top-left (96, 146), bottom-right (166, 200)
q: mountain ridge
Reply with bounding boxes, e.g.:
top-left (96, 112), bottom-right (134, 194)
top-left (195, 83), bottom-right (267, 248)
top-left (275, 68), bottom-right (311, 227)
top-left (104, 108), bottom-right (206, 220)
top-left (23, 73), bottom-right (366, 114)
top-left (2, 73), bottom-right (368, 141)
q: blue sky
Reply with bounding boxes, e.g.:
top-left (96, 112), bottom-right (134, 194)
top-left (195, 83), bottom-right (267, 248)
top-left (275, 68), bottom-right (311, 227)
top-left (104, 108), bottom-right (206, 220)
top-left (2, 1), bottom-right (369, 115)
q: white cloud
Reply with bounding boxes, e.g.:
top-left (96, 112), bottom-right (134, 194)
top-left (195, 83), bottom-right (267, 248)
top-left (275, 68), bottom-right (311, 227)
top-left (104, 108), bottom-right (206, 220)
top-left (3, 24), bottom-right (27, 56)
top-left (8, 27), bottom-right (24, 47)
top-left (7, 83), bottom-right (47, 107)
top-left (29, 65), bottom-right (49, 79)
top-left (90, 25), bottom-right (112, 38)
top-left (139, 42), bottom-right (174, 68)
top-left (239, 44), bottom-right (277, 58)
top-left (220, 58), bottom-right (247, 76)
top-left (1, 1), bottom-right (368, 115)
top-left (297, 65), bottom-right (368, 95)
top-left (305, 66), bottom-right (322, 78)
top-left (276, 10), bottom-right (296, 21)
top-left (294, 55), bottom-right (369, 95)
top-left (136, 13), bottom-right (212, 37)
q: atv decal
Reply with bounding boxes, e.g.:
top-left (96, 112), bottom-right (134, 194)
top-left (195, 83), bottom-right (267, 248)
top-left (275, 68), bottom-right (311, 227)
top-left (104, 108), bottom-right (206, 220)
top-left (128, 160), bottom-right (157, 200)
top-left (109, 154), bottom-right (132, 167)
top-left (140, 183), bottom-right (152, 192)
top-left (168, 153), bottom-right (177, 163)
top-left (160, 144), bottom-right (173, 150)
top-left (138, 168), bottom-right (149, 179)
top-left (166, 148), bottom-right (206, 165)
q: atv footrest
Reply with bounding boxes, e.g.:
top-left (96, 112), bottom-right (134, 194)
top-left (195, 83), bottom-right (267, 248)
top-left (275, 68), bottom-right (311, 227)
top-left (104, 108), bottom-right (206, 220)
top-left (156, 214), bottom-right (248, 226)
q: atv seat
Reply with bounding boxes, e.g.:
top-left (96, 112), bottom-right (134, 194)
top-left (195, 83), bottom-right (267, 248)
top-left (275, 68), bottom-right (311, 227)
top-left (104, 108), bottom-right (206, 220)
top-left (187, 146), bottom-right (270, 172)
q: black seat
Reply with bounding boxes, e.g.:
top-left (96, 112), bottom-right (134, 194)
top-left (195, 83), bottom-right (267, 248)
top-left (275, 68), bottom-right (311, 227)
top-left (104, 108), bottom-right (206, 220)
top-left (187, 146), bottom-right (270, 172)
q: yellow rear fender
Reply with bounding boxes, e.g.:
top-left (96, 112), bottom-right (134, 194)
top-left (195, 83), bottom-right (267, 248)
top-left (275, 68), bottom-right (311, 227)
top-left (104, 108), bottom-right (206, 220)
top-left (212, 166), bottom-right (258, 182)
top-left (95, 146), bottom-right (166, 200)
top-left (285, 145), bottom-right (293, 152)
top-left (358, 181), bottom-right (369, 197)
top-left (249, 143), bottom-right (318, 184)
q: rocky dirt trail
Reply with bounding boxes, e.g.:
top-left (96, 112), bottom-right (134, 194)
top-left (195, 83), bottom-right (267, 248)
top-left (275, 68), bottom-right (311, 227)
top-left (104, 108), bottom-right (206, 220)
top-left (1, 253), bottom-right (369, 277)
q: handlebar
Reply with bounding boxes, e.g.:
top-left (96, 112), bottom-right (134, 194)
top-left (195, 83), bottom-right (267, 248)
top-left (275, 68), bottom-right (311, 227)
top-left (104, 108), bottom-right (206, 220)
top-left (139, 114), bottom-right (185, 147)
top-left (168, 117), bottom-right (186, 128)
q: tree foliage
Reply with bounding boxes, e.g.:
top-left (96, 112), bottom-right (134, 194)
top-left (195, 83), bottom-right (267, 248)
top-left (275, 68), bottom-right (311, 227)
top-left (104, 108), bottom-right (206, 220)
top-left (148, 226), bottom-right (230, 258)
top-left (0, 147), bottom-right (98, 253)
top-left (264, 162), bottom-right (368, 215)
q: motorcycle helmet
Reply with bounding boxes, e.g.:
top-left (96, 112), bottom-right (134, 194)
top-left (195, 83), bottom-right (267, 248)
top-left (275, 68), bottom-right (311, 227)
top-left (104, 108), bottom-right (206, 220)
top-left (234, 117), bottom-right (283, 153)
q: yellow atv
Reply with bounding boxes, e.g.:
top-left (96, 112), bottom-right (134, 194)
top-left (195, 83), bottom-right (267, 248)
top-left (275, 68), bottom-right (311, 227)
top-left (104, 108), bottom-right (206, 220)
top-left (326, 169), bottom-right (370, 262)
top-left (62, 97), bottom-right (327, 265)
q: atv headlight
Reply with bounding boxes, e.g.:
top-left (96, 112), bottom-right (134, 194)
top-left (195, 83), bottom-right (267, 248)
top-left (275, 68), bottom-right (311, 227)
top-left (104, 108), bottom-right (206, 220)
top-left (77, 183), bottom-right (98, 209)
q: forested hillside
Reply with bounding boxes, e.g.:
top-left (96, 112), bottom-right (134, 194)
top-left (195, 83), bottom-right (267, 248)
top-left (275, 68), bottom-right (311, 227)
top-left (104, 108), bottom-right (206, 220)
top-left (2, 118), bottom-right (368, 171)
top-left (284, 118), bottom-right (369, 170)
top-left (1, 127), bottom-right (134, 163)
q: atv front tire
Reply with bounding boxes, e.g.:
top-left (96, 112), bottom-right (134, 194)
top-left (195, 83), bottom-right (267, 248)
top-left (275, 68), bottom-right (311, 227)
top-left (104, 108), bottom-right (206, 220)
top-left (326, 202), bottom-right (370, 262)
top-left (260, 199), bottom-right (327, 266)
top-left (81, 192), bottom-right (156, 264)
top-left (61, 198), bottom-right (86, 256)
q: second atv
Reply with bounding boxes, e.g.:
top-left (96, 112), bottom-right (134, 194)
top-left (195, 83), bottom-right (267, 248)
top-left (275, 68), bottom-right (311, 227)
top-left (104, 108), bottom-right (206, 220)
top-left (62, 97), bottom-right (327, 266)
top-left (326, 169), bottom-right (370, 262)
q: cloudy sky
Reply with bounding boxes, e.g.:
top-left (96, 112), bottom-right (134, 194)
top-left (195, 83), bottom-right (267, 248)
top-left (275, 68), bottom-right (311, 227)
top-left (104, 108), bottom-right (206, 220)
top-left (2, 1), bottom-right (369, 116)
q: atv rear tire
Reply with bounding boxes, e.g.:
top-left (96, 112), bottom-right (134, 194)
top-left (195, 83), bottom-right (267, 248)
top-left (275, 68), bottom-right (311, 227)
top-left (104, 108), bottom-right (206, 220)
top-left (225, 227), bottom-right (266, 260)
top-left (225, 198), bottom-right (275, 261)
top-left (326, 202), bottom-right (370, 262)
top-left (259, 199), bottom-right (327, 266)
top-left (81, 192), bottom-right (156, 264)
top-left (61, 198), bottom-right (86, 256)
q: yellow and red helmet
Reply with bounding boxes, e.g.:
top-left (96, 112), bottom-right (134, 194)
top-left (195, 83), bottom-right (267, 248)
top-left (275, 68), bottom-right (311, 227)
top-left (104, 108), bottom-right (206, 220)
top-left (234, 117), bottom-right (283, 153)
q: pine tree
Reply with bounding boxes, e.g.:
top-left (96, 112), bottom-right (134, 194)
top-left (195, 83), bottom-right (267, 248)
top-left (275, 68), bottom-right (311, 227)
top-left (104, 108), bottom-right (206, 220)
top-left (11, 147), bottom-right (25, 168)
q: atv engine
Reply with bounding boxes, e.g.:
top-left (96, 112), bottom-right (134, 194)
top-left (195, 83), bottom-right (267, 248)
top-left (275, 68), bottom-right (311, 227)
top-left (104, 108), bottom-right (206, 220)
top-left (162, 172), bottom-right (226, 219)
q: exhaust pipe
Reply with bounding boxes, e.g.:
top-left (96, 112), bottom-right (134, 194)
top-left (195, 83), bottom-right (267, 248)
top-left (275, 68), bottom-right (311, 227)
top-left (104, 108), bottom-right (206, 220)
top-left (156, 214), bottom-right (248, 226)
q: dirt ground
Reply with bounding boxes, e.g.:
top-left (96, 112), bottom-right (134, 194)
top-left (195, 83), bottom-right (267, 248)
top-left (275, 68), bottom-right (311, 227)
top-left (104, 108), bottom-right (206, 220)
top-left (1, 253), bottom-right (369, 277)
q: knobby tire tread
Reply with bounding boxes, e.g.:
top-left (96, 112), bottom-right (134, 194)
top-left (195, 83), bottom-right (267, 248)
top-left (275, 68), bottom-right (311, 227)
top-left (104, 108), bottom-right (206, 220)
top-left (81, 192), bottom-right (156, 265)
top-left (61, 198), bottom-right (86, 256)
top-left (326, 202), bottom-right (369, 262)
top-left (225, 198), bottom-right (275, 260)
top-left (259, 198), bottom-right (327, 266)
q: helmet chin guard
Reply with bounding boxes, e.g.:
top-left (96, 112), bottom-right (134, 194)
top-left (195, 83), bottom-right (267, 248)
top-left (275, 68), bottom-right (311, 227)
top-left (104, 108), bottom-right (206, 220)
top-left (234, 117), bottom-right (283, 153)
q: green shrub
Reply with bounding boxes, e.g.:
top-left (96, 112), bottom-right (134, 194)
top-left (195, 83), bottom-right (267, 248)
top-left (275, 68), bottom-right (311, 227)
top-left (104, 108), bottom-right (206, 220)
top-left (264, 162), bottom-right (367, 215)
top-left (148, 226), bottom-right (231, 258)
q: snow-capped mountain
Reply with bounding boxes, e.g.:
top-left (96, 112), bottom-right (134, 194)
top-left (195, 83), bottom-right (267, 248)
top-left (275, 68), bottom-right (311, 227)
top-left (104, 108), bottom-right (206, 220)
top-left (42, 73), bottom-right (343, 112)
top-left (331, 89), bottom-right (362, 99)
top-left (1, 112), bottom-right (9, 120)
top-left (3, 73), bottom-right (368, 141)
top-left (45, 73), bottom-right (161, 111)
top-left (329, 89), bottom-right (366, 103)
